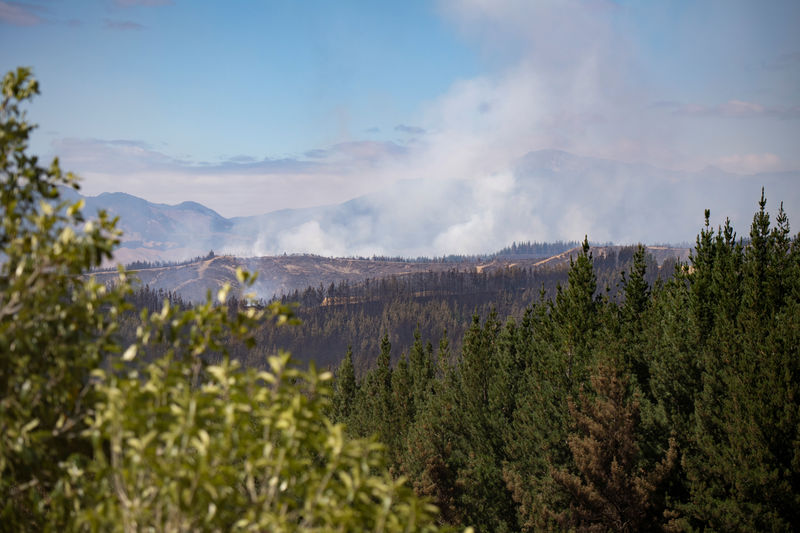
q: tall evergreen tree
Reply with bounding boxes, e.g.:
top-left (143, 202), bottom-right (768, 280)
top-left (408, 326), bottom-right (435, 419)
top-left (552, 237), bottom-right (598, 387)
top-left (490, 318), bottom-right (524, 429)
top-left (505, 237), bottom-right (601, 531)
top-left (619, 244), bottom-right (651, 388)
top-left (401, 377), bottom-right (460, 524)
top-left (448, 310), bottom-right (520, 532)
top-left (435, 329), bottom-right (452, 380)
top-left (350, 333), bottom-right (394, 443)
top-left (550, 361), bottom-right (678, 532)
top-left (332, 345), bottom-right (357, 425)
top-left (390, 351), bottom-right (413, 465)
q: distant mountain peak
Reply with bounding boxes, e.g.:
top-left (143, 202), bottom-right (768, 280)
top-left (697, 164), bottom-right (731, 177)
top-left (175, 200), bottom-right (226, 218)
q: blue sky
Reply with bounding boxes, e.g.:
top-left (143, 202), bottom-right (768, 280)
top-left (1, 0), bottom-right (798, 226)
top-left (1, 1), bottom-right (476, 159)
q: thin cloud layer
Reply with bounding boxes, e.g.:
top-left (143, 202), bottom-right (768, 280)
top-left (715, 153), bottom-right (783, 174)
top-left (666, 100), bottom-right (800, 120)
top-left (54, 137), bottom-right (412, 217)
top-left (0, 1), bottom-right (42, 26)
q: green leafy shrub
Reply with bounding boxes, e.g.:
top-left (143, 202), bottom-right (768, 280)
top-left (1, 66), bottom-right (129, 528)
top-left (57, 349), bottom-right (440, 531)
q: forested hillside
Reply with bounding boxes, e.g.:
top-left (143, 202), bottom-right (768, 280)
top-left (326, 196), bottom-right (800, 531)
top-left (260, 246), bottom-right (674, 372)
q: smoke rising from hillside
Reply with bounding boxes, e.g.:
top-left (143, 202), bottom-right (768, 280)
top-left (245, 1), bottom-right (799, 256)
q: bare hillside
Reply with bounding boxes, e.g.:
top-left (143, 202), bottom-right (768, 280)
top-left (91, 245), bottom-right (690, 303)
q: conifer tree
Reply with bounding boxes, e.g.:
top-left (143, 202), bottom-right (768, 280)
top-left (394, 311), bottom-right (519, 531)
top-left (619, 244), bottom-right (650, 388)
top-left (490, 318), bottom-right (524, 428)
top-left (644, 269), bottom-right (699, 437)
top-left (436, 329), bottom-right (452, 380)
top-left (401, 381), bottom-right (461, 524)
top-left (409, 326), bottom-right (435, 418)
top-left (332, 345), bottom-right (357, 424)
top-left (390, 351), bottom-right (413, 464)
top-left (638, 267), bottom-right (699, 523)
top-left (552, 236), bottom-right (598, 384)
top-left (358, 333), bottom-right (394, 443)
top-left (550, 361), bottom-right (678, 532)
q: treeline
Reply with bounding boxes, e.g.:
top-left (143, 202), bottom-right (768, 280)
top-left (364, 240), bottom-right (580, 264)
top-left (493, 239), bottom-right (581, 258)
top-left (92, 250), bottom-right (217, 272)
top-left (326, 195), bottom-right (800, 531)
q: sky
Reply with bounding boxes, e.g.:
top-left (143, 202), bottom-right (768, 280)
top-left (1, 0), bottom-right (799, 252)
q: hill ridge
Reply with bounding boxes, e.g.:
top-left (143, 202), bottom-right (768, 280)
top-left (92, 245), bottom-right (690, 303)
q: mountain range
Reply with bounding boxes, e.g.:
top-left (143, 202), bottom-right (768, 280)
top-left (64, 149), bottom-right (799, 264)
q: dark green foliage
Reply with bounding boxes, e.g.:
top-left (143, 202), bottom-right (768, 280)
top-left (619, 244), bottom-right (651, 387)
top-left (408, 327), bottom-right (436, 418)
top-left (494, 240), bottom-right (580, 259)
top-left (12, 55), bottom-right (786, 528)
top-left (331, 198), bottom-right (799, 531)
top-left (685, 190), bottom-right (800, 531)
top-left (251, 246), bottom-right (674, 373)
top-left (352, 333), bottom-right (396, 453)
top-left (25, 62), bottom-right (800, 531)
top-left (503, 237), bottom-right (605, 531)
top-left (446, 310), bottom-right (519, 532)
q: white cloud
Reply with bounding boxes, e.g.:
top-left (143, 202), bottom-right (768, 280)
top-left (721, 100), bottom-right (766, 117)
